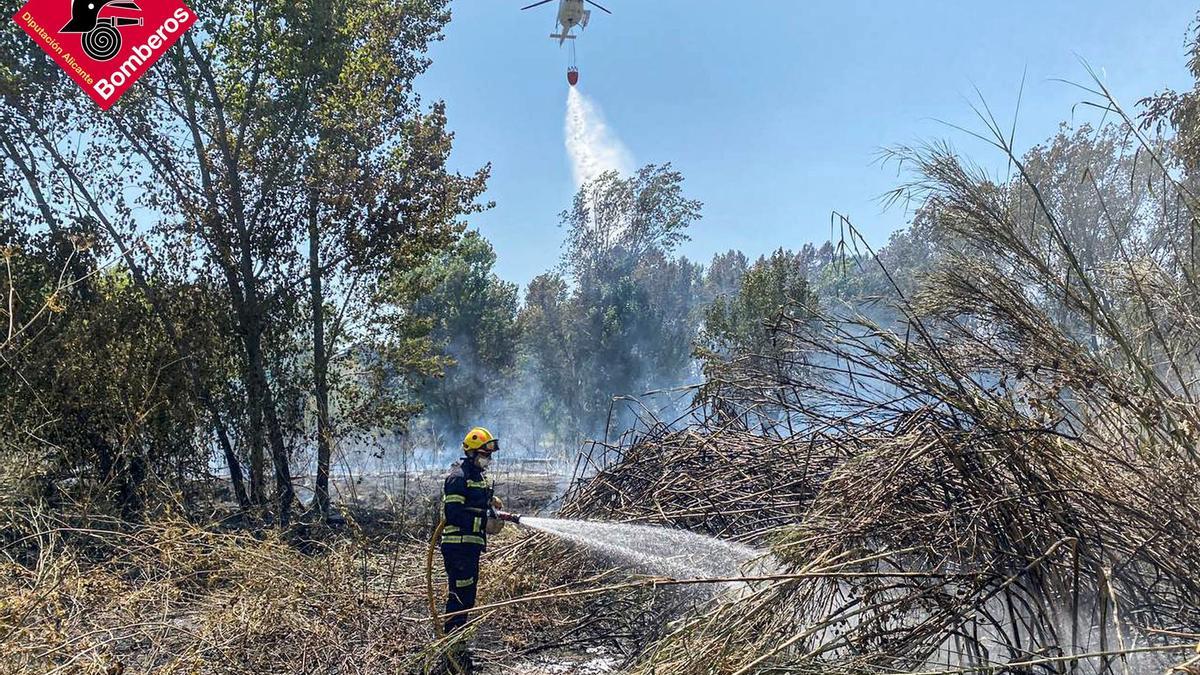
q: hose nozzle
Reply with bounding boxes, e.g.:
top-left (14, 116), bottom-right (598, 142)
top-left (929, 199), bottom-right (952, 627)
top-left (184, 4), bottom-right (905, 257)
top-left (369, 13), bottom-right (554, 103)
top-left (495, 510), bottom-right (522, 524)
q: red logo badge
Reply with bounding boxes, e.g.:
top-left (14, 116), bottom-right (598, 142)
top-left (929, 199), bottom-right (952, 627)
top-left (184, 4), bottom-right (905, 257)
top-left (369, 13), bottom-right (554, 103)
top-left (13, 0), bottom-right (197, 110)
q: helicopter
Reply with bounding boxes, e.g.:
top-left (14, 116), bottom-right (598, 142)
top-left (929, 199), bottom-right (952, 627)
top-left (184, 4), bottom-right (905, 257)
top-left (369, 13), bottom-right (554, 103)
top-left (521, 0), bottom-right (612, 85)
top-left (521, 0), bottom-right (612, 46)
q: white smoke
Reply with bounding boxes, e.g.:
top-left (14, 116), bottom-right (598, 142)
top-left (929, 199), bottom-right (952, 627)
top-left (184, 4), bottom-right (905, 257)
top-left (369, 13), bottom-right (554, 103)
top-left (565, 87), bottom-right (634, 188)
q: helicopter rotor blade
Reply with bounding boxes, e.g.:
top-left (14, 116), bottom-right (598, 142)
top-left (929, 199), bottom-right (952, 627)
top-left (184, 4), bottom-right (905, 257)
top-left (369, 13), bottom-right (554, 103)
top-left (585, 0), bottom-right (612, 14)
top-left (520, 0), bottom-right (555, 9)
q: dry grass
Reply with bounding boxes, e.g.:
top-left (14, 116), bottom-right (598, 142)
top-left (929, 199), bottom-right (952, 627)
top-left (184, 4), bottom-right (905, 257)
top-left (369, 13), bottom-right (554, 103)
top-left (0, 471), bottom-right (588, 675)
top-left (0, 512), bottom-right (429, 674)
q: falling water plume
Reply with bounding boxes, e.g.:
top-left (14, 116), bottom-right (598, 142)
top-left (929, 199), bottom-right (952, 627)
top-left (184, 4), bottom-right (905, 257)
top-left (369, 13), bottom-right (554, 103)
top-left (564, 87), bottom-right (634, 188)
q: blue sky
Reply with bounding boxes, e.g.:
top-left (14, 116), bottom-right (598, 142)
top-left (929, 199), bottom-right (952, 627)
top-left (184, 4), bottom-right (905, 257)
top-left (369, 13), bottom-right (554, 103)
top-left (417, 1), bottom-right (1197, 287)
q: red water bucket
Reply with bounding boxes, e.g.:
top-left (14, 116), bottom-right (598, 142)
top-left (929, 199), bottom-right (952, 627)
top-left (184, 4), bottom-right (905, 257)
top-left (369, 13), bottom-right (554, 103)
top-left (567, 67), bottom-right (579, 86)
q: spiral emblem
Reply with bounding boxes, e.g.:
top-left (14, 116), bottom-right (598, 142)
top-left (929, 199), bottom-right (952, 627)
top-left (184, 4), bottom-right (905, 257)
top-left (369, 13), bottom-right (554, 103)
top-left (82, 24), bottom-right (121, 62)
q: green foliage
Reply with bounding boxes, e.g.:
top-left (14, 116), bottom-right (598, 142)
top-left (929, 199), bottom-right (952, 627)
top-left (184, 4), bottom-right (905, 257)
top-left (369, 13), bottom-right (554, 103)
top-left (699, 248), bottom-right (818, 365)
top-left (398, 231), bottom-right (520, 433)
top-left (514, 273), bottom-right (578, 442)
top-left (559, 165), bottom-right (701, 280)
top-left (1140, 10), bottom-right (1200, 172)
top-left (701, 250), bottom-right (750, 305)
top-left (508, 165), bottom-right (706, 440)
top-left (0, 238), bottom-right (228, 514)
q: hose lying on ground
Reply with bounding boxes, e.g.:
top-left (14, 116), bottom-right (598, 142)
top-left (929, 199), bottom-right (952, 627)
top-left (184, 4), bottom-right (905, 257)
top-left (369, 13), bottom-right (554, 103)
top-left (424, 517), bottom-right (465, 675)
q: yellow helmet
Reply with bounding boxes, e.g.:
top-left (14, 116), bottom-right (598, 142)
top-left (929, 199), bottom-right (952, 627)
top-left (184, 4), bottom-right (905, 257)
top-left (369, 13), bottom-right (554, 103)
top-left (463, 426), bottom-right (499, 453)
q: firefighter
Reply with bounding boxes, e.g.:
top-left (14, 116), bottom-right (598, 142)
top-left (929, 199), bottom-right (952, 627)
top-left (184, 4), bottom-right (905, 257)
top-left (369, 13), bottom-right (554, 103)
top-left (439, 426), bottom-right (504, 666)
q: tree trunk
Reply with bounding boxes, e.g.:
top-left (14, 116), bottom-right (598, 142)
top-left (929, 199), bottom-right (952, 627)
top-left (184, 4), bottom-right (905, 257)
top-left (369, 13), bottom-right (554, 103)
top-left (179, 34), bottom-right (293, 525)
top-left (261, 371), bottom-right (295, 525)
top-left (212, 412), bottom-right (250, 511)
top-left (247, 375), bottom-right (267, 506)
top-left (236, 244), bottom-right (294, 525)
top-left (309, 193), bottom-right (334, 518)
top-left (241, 305), bottom-right (294, 525)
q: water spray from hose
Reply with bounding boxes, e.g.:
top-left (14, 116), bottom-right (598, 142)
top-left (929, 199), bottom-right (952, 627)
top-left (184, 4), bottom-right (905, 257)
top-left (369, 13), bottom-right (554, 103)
top-left (520, 517), bottom-right (769, 589)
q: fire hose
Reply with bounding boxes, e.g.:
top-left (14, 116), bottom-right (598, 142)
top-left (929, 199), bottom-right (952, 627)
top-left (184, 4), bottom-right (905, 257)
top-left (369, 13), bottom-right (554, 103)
top-left (424, 510), bottom-right (522, 673)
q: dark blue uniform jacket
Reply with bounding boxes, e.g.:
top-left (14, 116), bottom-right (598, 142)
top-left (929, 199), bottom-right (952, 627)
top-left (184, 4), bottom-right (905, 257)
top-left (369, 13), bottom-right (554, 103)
top-left (441, 456), bottom-right (494, 548)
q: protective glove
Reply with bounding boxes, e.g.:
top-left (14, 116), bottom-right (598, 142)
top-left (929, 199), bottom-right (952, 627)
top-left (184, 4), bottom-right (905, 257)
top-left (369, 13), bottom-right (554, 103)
top-left (485, 517), bottom-right (505, 535)
top-left (491, 496), bottom-right (503, 510)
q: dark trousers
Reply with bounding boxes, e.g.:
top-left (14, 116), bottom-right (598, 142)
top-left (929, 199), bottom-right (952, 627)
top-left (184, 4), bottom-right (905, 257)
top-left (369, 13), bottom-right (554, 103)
top-left (440, 543), bottom-right (482, 634)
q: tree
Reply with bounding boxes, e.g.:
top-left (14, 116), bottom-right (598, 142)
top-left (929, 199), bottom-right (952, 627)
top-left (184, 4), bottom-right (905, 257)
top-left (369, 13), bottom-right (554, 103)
top-left (2, 17), bottom-right (251, 513)
top-left (559, 165), bottom-right (700, 281)
top-left (401, 231), bottom-right (520, 436)
top-left (516, 272), bottom-right (579, 444)
top-left (702, 250), bottom-right (750, 307)
top-left (299, 43), bottom-right (489, 516)
top-left (0, 226), bottom-right (237, 516)
top-left (698, 248), bottom-right (818, 367)
top-left (519, 164), bottom-right (705, 439)
top-left (1140, 10), bottom-right (1200, 174)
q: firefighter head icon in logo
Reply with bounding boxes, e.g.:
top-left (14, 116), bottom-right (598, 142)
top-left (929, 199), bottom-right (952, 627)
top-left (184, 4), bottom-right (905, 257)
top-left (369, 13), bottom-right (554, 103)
top-left (60, 0), bottom-right (144, 61)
